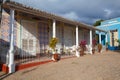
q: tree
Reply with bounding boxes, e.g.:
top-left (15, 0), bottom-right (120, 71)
top-left (93, 19), bottom-right (104, 27)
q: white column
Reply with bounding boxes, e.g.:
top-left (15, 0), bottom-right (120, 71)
top-left (105, 33), bottom-right (108, 43)
top-left (99, 32), bottom-right (101, 44)
top-left (52, 19), bottom-right (56, 38)
top-left (76, 25), bottom-right (80, 57)
top-left (76, 26), bottom-right (79, 46)
top-left (8, 9), bottom-right (15, 73)
top-left (90, 30), bottom-right (92, 54)
top-left (90, 30), bottom-right (92, 46)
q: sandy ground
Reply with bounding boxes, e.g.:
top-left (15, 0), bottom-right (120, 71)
top-left (2, 51), bottom-right (120, 80)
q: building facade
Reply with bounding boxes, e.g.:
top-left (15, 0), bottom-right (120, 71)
top-left (97, 18), bottom-right (120, 50)
top-left (0, 1), bottom-right (106, 73)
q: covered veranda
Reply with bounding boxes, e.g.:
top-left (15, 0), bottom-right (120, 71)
top-left (0, 1), bottom-right (107, 73)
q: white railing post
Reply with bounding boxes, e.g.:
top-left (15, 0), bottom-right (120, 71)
top-left (53, 19), bottom-right (56, 38)
top-left (8, 9), bottom-right (15, 73)
top-left (76, 25), bottom-right (80, 57)
top-left (90, 30), bottom-right (92, 54)
top-left (105, 33), bottom-right (108, 43)
top-left (99, 32), bottom-right (101, 44)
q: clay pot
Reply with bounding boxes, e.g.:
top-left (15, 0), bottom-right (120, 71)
top-left (52, 54), bottom-right (60, 61)
top-left (80, 50), bottom-right (84, 56)
top-left (92, 49), bottom-right (95, 54)
top-left (98, 44), bottom-right (102, 53)
top-left (98, 49), bottom-right (101, 53)
top-left (106, 48), bottom-right (108, 51)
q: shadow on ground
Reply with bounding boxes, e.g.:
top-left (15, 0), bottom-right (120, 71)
top-left (0, 73), bottom-right (12, 80)
top-left (114, 50), bottom-right (120, 53)
top-left (0, 67), bottom-right (38, 80)
top-left (21, 67), bottom-right (38, 75)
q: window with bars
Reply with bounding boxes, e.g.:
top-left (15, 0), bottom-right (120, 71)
top-left (22, 39), bottom-right (28, 50)
top-left (29, 39), bottom-right (33, 51)
top-left (22, 39), bottom-right (34, 51)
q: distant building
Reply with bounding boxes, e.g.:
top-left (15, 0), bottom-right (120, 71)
top-left (97, 18), bottom-right (120, 50)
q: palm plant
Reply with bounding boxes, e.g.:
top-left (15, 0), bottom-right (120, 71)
top-left (106, 42), bottom-right (109, 51)
top-left (49, 38), bottom-right (58, 53)
top-left (49, 38), bottom-right (59, 61)
top-left (116, 39), bottom-right (120, 49)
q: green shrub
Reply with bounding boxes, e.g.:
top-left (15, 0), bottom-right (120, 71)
top-left (49, 38), bottom-right (58, 50)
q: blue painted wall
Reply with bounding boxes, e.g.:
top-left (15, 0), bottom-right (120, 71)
top-left (97, 17), bottom-right (120, 50)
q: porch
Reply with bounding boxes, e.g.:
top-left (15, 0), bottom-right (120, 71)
top-left (0, 1), bottom-right (107, 73)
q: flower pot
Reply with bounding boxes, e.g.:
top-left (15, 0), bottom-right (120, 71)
top-left (98, 49), bottom-right (101, 53)
top-left (92, 49), bottom-right (95, 54)
top-left (52, 54), bottom-right (60, 62)
top-left (80, 50), bottom-right (84, 56)
top-left (98, 48), bottom-right (102, 53)
top-left (106, 48), bottom-right (108, 51)
top-left (98, 44), bottom-right (102, 53)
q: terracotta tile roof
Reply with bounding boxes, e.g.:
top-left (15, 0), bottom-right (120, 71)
top-left (4, 1), bottom-right (106, 32)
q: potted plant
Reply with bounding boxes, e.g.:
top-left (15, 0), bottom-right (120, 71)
top-left (92, 39), bottom-right (97, 54)
top-left (97, 44), bottom-right (102, 53)
top-left (49, 38), bottom-right (59, 61)
top-left (79, 40), bottom-right (86, 56)
top-left (116, 39), bottom-right (120, 50)
top-left (105, 42), bottom-right (109, 51)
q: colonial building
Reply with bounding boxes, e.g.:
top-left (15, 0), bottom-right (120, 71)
top-left (97, 18), bottom-right (120, 50)
top-left (0, 1), bottom-right (106, 73)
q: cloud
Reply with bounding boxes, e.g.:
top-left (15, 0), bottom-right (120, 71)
top-left (60, 12), bottom-right (79, 20)
top-left (48, 0), bottom-right (58, 2)
top-left (104, 9), bottom-right (112, 18)
top-left (11, 0), bottom-right (120, 25)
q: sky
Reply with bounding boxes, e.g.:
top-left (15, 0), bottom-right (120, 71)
top-left (12, 0), bottom-right (120, 25)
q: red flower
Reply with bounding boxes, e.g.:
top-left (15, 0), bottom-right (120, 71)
top-left (79, 40), bottom-right (87, 48)
top-left (92, 39), bottom-right (97, 48)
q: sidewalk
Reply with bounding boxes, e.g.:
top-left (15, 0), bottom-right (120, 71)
top-left (2, 51), bottom-right (120, 80)
top-left (0, 71), bottom-right (6, 77)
